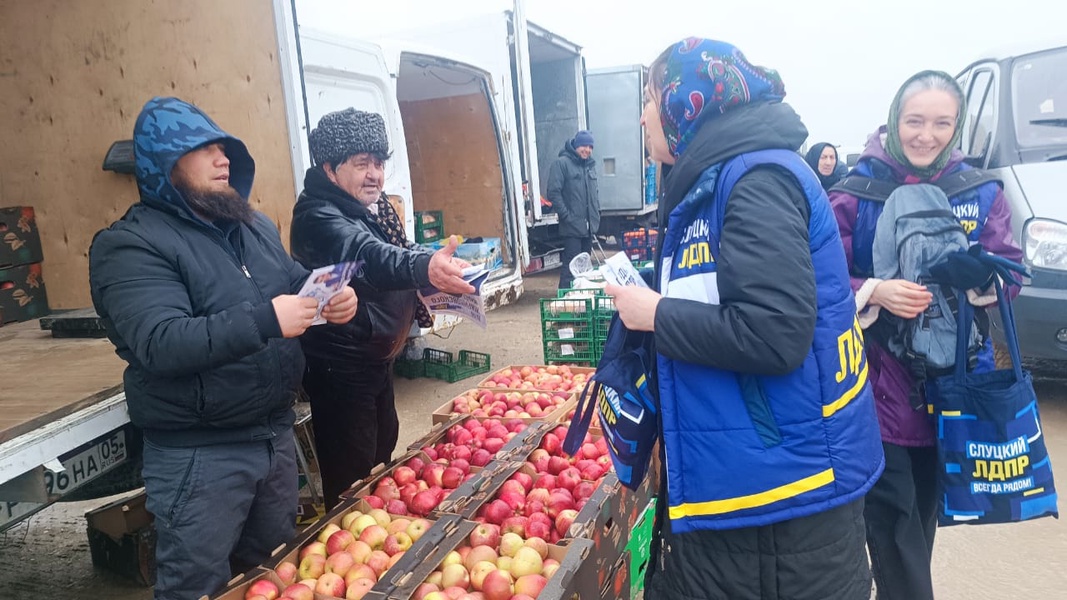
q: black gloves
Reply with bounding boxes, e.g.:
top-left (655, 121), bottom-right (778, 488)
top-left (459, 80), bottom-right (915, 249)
top-left (930, 244), bottom-right (995, 290)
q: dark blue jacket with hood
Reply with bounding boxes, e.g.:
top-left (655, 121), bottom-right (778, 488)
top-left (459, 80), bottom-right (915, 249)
top-left (89, 97), bottom-right (310, 447)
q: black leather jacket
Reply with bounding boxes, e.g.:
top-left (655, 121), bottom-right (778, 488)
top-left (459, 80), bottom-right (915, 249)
top-left (290, 167), bottom-right (433, 363)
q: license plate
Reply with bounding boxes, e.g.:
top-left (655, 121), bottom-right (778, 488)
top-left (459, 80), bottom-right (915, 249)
top-left (0, 430), bottom-right (128, 530)
top-left (543, 251), bottom-right (562, 269)
top-left (45, 430), bottom-right (128, 496)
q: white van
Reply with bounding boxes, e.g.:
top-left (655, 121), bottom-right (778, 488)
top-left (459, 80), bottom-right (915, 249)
top-left (957, 41), bottom-right (1067, 361)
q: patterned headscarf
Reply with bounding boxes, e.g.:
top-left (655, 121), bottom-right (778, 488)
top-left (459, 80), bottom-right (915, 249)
top-left (659, 38), bottom-right (786, 157)
top-left (884, 70), bottom-right (966, 180)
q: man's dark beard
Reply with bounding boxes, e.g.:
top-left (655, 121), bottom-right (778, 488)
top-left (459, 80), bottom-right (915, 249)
top-left (177, 183), bottom-right (255, 225)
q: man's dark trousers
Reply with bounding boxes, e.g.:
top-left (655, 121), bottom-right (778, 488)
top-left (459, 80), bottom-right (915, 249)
top-left (303, 358), bottom-right (400, 508)
top-left (559, 236), bottom-right (593, 289)
top-left (143, 431), bottom-right (297, 600)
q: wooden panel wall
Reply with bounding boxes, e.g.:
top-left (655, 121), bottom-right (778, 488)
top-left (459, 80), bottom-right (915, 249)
top-left (400, 94), bottom-right (509, 261)
top-left (0, 0), bottom-right (297, 308)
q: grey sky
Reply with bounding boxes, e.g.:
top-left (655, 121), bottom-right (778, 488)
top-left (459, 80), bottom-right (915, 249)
top-left (295, 0), bottom-right (1064, 154)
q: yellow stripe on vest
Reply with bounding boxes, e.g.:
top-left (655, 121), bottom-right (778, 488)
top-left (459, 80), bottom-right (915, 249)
top-left (668, 468), bottom-right (836, 519)
top-left (822, 361), bottom-right (869, 418)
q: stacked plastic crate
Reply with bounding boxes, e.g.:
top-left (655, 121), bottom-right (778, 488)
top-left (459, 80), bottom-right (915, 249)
top-left (620, 227), bottom-right (658, 262)
top-left (540, 292), bottom-right (597, 366)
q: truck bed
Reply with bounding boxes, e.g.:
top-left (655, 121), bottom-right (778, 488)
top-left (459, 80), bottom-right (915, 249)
top-left (0, 320), bottom-right (125, 445)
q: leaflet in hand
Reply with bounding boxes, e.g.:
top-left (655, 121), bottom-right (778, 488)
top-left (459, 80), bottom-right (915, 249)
top-left (297, 261), bottom-right (362, 325)
top-left (600, 252), bottom-right (650, 288)
top-left (418, 264), bottom-right (491, 329)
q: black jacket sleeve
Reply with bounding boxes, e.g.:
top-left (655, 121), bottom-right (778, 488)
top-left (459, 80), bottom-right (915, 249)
top-left (653, 166), bottom-right (816, 375)
top-left (89, 229), bottom-right (270, 378)
top-left (313, 209), bottom-right (432, 292)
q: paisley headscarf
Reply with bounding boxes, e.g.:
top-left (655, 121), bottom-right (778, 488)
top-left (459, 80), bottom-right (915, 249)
top-left (884, 70), bottom-right (966, 180)
top-left (658, 37), bottom-right (786, 158)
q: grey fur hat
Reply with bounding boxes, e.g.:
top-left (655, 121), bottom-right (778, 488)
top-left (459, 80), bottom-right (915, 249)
top-left (308, 108), bottom-right (391, 167)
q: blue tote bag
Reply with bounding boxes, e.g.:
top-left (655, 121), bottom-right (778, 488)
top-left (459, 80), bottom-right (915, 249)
top-left (927, 276), bottom-right (1058, 525)
top-left (563, 313), bottom-right (659, 489)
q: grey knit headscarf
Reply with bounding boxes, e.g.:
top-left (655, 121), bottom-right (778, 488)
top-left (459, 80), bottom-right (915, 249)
top-left (308, 108), bottom-right (391, 167)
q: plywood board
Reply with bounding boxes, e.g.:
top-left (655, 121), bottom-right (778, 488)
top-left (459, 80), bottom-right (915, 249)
top-left (399, 94), bottom-right (510, 262)
top-left (0, 0), bottom-right (298, 309)
top-left (0, 320), bottom-right (126, 444)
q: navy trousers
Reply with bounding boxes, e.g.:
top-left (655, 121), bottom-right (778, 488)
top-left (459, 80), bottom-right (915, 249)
top-left (142, 431), bottom-right (297, 600)
top-left (864, 443), bottom-right (939, 600)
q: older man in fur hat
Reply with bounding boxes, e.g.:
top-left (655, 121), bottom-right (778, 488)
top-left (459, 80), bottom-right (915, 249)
top-left (291, 108), bottom-right (475, 506)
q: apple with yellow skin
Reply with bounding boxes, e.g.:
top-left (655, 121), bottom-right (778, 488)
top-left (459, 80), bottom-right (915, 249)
top-left (297, 553), bottom-right (326, 580)
top-left (345, 577), bottom-right (375, 600)
top-left (317, 523), bottom-right (342, 544)
top-left (341, 510), bottom-right (364, 531)
top-left (349, 514), bottom-right (378, 536)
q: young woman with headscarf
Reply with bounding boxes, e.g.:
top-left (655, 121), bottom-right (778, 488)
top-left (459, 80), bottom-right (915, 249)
top-left (828, 70), bottom-right (1022, 599)
top-left (606, 37), bottom-right (884, 599)
top-left (805, 141), bottom-right (844, 191)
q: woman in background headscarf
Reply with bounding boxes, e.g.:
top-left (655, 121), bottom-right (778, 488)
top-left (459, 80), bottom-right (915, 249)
top-left (805, 141), bottom-right (843, 191)
top-left (829, 70), bottom-right (1021, 600)
top-left (606, 37), bottom-right (883, 599)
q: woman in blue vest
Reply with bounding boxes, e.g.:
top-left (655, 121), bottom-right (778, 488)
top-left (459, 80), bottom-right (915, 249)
top-left (607, 37), bottom-right (885, 599)
top-left (829, 71), bottom-right (1022, 600)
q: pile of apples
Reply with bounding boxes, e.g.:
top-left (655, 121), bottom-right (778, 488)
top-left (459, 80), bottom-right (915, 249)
top-left (410, 527), bottom-right (561, 600)
top-left (448, 389), bottom-right (570, 420)
top-left (248, 508), bottom-right (433, 600)
top-left (473, 426), bottom-right (611, 545)
top-left (359, 418), bottom-right (528, 518)
top-left (358, 453), bottom-right (472, 518)
top-left (481, 365), bottom-right (589, 393)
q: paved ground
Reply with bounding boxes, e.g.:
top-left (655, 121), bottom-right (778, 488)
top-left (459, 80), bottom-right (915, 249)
top-left (1, 269), bottom-right (1065, 599)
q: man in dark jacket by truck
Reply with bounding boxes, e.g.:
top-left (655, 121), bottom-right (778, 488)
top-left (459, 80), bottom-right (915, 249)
top-left (290, 108), bottom-right (474, 507)
top-left (547, 130), bottom-right (600, 289)
top-left (89, 97), bottom-right (357, 600)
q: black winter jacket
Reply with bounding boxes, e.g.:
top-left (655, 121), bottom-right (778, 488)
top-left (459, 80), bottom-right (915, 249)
top-left (546, 140), bottom-right (600, 238)
top-left (89, 98), bottom-right (308, 447)
top-left (290, 167), bottom-right (433, 364)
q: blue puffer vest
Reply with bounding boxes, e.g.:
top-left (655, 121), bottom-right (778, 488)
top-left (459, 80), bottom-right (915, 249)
top-left (658, 149), bottom-right (885, 533)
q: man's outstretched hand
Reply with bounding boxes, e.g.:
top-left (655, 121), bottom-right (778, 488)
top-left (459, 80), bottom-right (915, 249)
top-left (428, 236), bottom-right (476, 294)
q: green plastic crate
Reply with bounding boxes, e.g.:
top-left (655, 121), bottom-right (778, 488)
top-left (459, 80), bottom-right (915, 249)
top-left (542, 317), bottom-right (595, 342)
top-left (422, 348), bottom-right (492, 383)
top-left (540, 296), bottom-right (594, 322)
top-left (393, 357), bottom-right (425, 379)
top-left (543, 339), bottom-right (598, 365)
top-left (627, 497), bottom-right (658, 599)
top-left (414, 210), bottom-right (445, 243)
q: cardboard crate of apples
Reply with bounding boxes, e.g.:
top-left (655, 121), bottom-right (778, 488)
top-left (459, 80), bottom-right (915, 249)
top-left (475, 365), bottom-right (593, 394)
top-left (472, 425), bottom-right (612, 546)
top-left (407, 416), bottom-right (546, 458)
top-left (340, 417), bottom-right (545, 521)
top-left (391, 521), bottom-right (607, 600)
top-left (433, 389), bottom-right (575, 426)
top-left (251, 500), bottom-right (468, 600)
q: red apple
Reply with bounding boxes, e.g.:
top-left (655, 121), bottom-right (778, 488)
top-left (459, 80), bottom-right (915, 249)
top-left (480, 499), bottom-right (512, 525)
top-left (244, 579), bottom-right (279, 600)
top-left (274, 560), bottom-right (298, 586)
top-left (481, 569), bottom-right (514, 600)
top-left (345, 578), bottom-right (375, 600)
top-left (365, 550), bottom-right (391, 576)
top-left (470, 448), bottom-right (492, 467)
top-left (555, 508), bottom-right (578, 537)
top-left (281, 583), bottom-right (314, 600)
top-left (442, 467), bottom-right (465, 489)
top-left (410, 490), bottom-right (439, 516)
top-left (327, 529), bottom-right (357, 555)
top-left (500, 515), bottom-right (528, 536)
top-left (469, 523), bottom-right (501, 548)
top-left (325, 550), bottom-right (357, 577)
top-left (359, 524), bottom-right (388, 550)
top-left (514, 574), bottom-right (548, 598)
top-left (383, 532), bottom-right (413, 556)
top-left (393, 466), bottom-right (417, 486)
top-left (362, 494), bottom-right (385, 509)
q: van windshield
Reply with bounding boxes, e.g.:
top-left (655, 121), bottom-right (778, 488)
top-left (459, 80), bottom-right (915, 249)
top-left (1013, 47), bottom-right (1067, 148)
